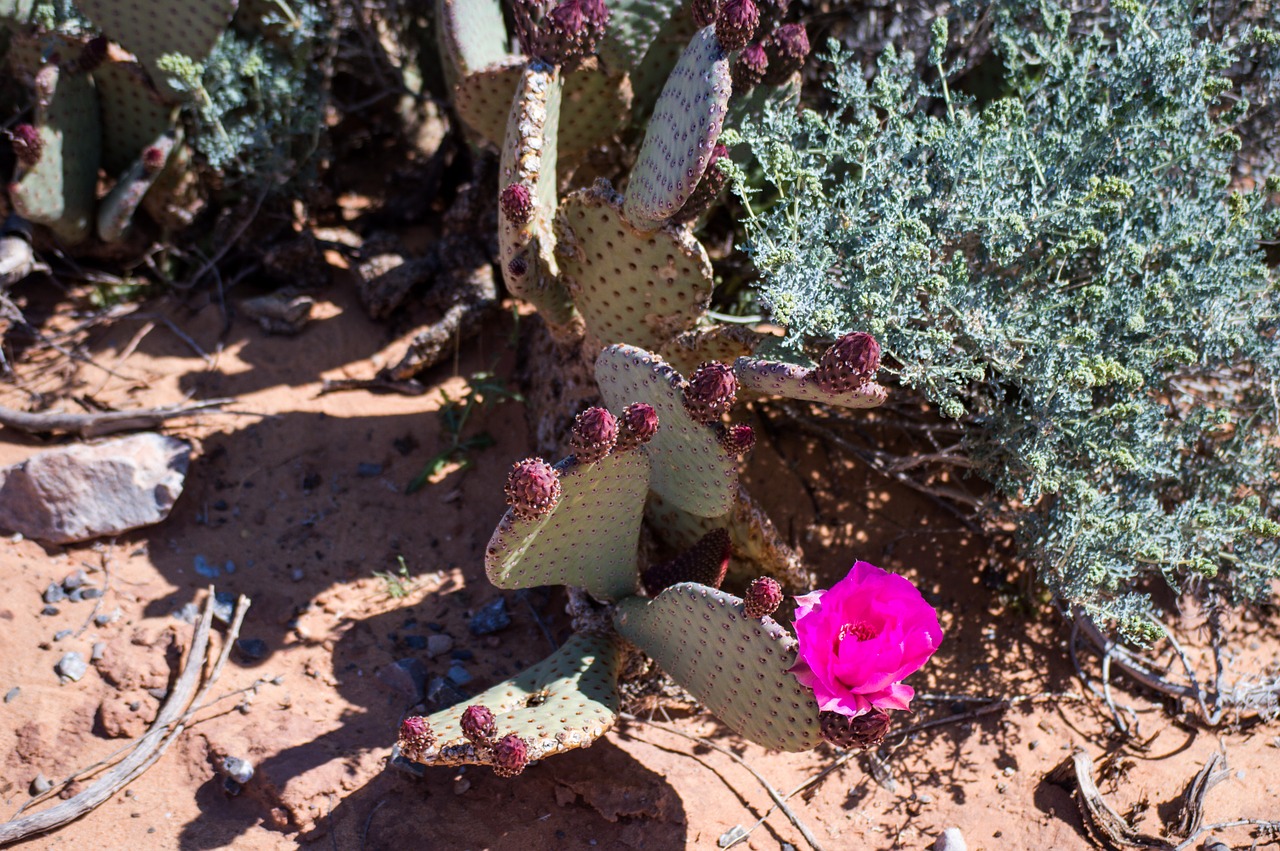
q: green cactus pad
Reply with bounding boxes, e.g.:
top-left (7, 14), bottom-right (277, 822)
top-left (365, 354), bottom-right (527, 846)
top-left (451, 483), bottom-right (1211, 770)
top-left (75, 0), bottom-right (236, 101)
top-left (9, 64), bottom-right (100, 245)
top-left (626, 4), bottom-right (699, 121)
top-left (614, 583), bottom-right (821, 751)
top-left (734, 357), bottom-right (888, 410)
top-left (596, 344), bottom-right (736, 518)
top-left (97, 131), bottom-right (177, 242)
top-left (597, 0), bottom-right (682, 75)
top-left (93, 57), bottom-right (178, 177)
top-left (409, 634), bottom-right (623, 769)
top-left (660, 324), bottom-right (767, 377)
top-left (497, 60), bottom-right (579, 330)
top-left (437, 0), bottom-right (509, 78)
top-left (486, 448), bottom-right (650, 601)
top-left (455, 56), bottom-right (524, 147)
top-left (623, 25), bottom-right (729, 232)
top-left (646, 487), bottom-right (812, 591)
top-left (556, 182), bottom-right (713, 353)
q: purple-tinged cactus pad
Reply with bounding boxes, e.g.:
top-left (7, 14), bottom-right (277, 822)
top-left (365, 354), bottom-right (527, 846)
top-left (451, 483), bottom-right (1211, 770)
top-left (623, 26), bottom-right (730, 232)
top-left (614, 582), bottom-right (821, 751)
top-left (436, 0), bottom-right (510, 82)
top-left (598, 0), bottom-right (683, 75)
top-left (625, 3), bottom-right (700, 118)
top-left (556, 181), bottom-right (714, 353)
top-left (641, 527), bottom-right (731, 595)
top-left (406, 634), bottom-right (622, 769)
top-left (733, 356), bottom-right (888, 410)
top-left (97, 130), bottom-right (178, 243)
top-left (487, 450), bottom-right (649, 600)
top-left (455, 56), bottom-right (526, 147)
top-left (596, 345), bottom-right (737, 518)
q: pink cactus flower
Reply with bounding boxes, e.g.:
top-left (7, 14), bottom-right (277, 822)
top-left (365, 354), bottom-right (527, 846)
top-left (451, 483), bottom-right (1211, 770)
top-left (791, 561), bottom-right (942, 717)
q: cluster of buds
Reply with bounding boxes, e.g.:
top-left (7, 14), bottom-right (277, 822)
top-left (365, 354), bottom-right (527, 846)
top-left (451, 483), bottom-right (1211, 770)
top-left (402, 706), bottom-right (532, 778)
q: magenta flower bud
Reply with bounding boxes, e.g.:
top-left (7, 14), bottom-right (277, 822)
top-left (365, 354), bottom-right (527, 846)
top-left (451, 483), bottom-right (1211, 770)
top-left (492, 734), bottom-right (529, 777)
top-left (397, 716), bottom-right (436, 761)
top-left (819, 708), bottom-right (892, 749)
top-left (762, 23), bottom-right (809, 85)
top-left (460, 705), bottom-right (497, 746)
top-left (683, 361), bottom-right (738, 424)
top-left (715, 0), bottom-right (759, 52)
top-left (570, 406), bottom-right (619, 464)
top-left (732, 41), bottom-right (768, 91)
top-left (743, 576), bottom-right (782, 618)
top-left (718, 423), bottom-right (755, 455)
top-left (500, 183), bottom-right (534, 224)
top-left (615, 402), bottom-right (658, 451)
top-left (505, 457), bottom-right (562, 520)
top-left (142, 145), bottom-right (167, 175)
top-left (10, 124), bottom-right (43, 168)
top-left (813, 332), bottom-right (882, 394)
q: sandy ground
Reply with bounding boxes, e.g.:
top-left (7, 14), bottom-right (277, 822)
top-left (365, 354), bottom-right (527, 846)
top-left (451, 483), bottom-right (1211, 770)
top-left (1, 276), bottom-right (1278, 850)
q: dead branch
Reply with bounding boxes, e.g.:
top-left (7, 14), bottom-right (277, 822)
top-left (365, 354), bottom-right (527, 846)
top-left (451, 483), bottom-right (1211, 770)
top-left (0, 398), bottom-right (234, 438)
top-left (1047, 749), bottom-right (1171, 850)
top-left (0, 588), bottom-right (250, 846)
top-left (1172, 752), bottom-right (1230, 838)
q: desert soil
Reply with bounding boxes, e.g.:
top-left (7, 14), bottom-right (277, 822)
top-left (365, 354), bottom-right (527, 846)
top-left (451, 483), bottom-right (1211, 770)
top-left (1, 274), bottom-right (1278, 850)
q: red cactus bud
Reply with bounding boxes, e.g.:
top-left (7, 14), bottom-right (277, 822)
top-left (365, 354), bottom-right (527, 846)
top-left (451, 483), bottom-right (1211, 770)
top-left (492, 734), bottom-right (530, 777)
top-left (743, 576), bottom-right (782, 618)
top-left (715, 0), bottom-right (759, 52)
top-left (78, 36), bottom-right (109, 73)
top-left (507, 255), bottom-right (529, 277)
top-left (536, 0), bottom-right (608, 65)
top-left (500, 183), bottom-right (534, 224)
top-left (819, 709), bottom-right (892, 749)
top-left (10, 124), bottom-right (43, 168)
top-left (672, 143), bottom-right (730, 224)
top-left (397, 716), bottom-right (436, 761)
top-left (719, 423), bottom-right (755, 455)
top-left (691, 0), bottom-right (720, 27)
top-left (570, 406), bottom-right (619, 464)
top-left (813, 332), bottom-right (882, 394)
top-left (641, 528), bottom-right (732, 595)
top-left (732, 41), bottom-right (769, 91)
top-left (505, 457), bottom-right (562, 520)
top-left (683, 361), bottom-right (738, 424)
top-left (762, 23), bottom-right (809, 85)
top-left (615, 402), bottom-right (659, 451)
top-left (460, 705), bottom-right (497, 747)
top-left (142, 145), bottom-right (167, 175)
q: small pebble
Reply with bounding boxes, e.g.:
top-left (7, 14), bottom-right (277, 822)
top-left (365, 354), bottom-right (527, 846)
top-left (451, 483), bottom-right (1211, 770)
top-left (426, 634), bottom-right (454, 658)
top-left (68, 588), bottom-right (86, 602)
top-left (212, 592), bottom-right (236, 625)
top-left (934, 827), bottom-right (967, 851)
top-left (54, 629), bottom-right (72, 641)
top-left (1003, 766), bottom-right (1015, 776)
top-left (194, 555), bottom-right (221, 578)
top-left (917, 793), bottom-right (934, 804)
top-left (62, 570), bottom-right (88, 591)
top-left (41, 605), bottom-right (60, 616)
top-left (291, 568), bottom-right (305, 582)
top-left (453, 778), bottom-right (471, 795)
top-left (450, 648), bottom-right (473, 661)
top-left (468, 598), bottom-right (511, 636)
top-left (56, 652), bottom-right (87, 682)
top-left (91, 642), bottom-right (106, 662)
top-left (220, 756), bottom-right (255, 785)
top-left (30, 773), bottom-right (53, 795)
top-left (80, 587), bottom-right (102, 599)
top-left (446, 665), bottom-right (472, 687)
top-left (235, 638), bottom-right (268, 661)
top-left (147, 687), bottom-right (168, 700)
top-left (5, 687), bottom-right (20, 703)
top-left (43, 583), bottom-right (66, 604)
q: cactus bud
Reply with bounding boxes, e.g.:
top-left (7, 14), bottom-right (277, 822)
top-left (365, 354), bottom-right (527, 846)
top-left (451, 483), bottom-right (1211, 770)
top-left (500, 183), bottom-right (534, 224)
top-left (731, 42), bottom-right (768, 91)
top-left (492, 734), bottom-right (530, 777)
top-left (743, 576), bottom-right (782, 618)
top-left (10, 125), bottom-right (43, 168)
top-left (719, 423), bottom-right (755, 455)
top-left (536, 0), bottom-right (609, 65)
top-left (507, 254), bottom-right (529, 278)
top-left (397, 716), bottom-right (436, 761)
top-left (505, 457), bottom-right (562, 520)
top-left (642, 528), bottom-right (731, 595)
top-left (691, 0), bottom-right (720, 27)
top-left (819, 709), bottom-right (892, 749)
top-left (142, 145), bottom-right (167, 175)
top-left (570, 406), bottom-right (619, 464)
top-left (683, 361), bottom-right (737, 424)
top-left (615, 402), bottom-right (659, 451)
top-left (460, 705), bottom-right (497, 747)
top-left (78, 36), bottom-right (109, 73)
top-left (715, 0), bottom-right (759, 52)
top-left (762, 23), bottom-right (809, 85)
top-left (672, 143), bottom-right (730, 224)
top-left (813, 332), bottom-right (881, 394)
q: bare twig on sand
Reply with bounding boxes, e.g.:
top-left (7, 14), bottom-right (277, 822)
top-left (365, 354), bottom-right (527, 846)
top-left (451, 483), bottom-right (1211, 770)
top-left (0, 588), bottom-right (251, 847)
top-left (1047, 749), bottom-right (1170, 850)
top-left (0, 398), bottom-right (235, 438)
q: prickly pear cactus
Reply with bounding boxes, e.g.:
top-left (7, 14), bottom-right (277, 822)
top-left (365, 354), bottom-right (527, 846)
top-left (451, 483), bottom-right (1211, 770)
top-left (93, 56), bottom-right (179, 177)
top-left (436, 0), bottom-right (509, 80)
top-left (733, 355), bottom-right (888, 410)
top-left (97, 131), bottom-right (176, 242)
top-left (406, 634), bottom-right (623, 769)
top-left (623, 25), bottom-right (730, 232)
top-left (596, 344), bottom-right (738, 518)
top-left (486, 446), bottom-right (651, 601)
top-left (659, 324), bottom-right (765, 377)
top-left (556, 180), bottom-right (714, 353)
top-left (614, 582), bottom-right (822, 751)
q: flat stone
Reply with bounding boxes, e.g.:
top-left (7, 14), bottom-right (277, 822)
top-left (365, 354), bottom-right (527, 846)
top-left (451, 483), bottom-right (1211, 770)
top-left (446, 665), bottom-right (472, 687)
top-left (91, 642), bottom-right (106, 662)
top-left (4, 687), bottom-right (19, 703)
top-left (468, 597), bottom-right (511, 636)
top-left (41, 605), bottom-right (59, 616)
top-left (62, 569), bottom-right (88, 590)
top-left (43, 582), bottom-right (66, 604)
top-left (0, 433), bottom-right (191, 544)
top-left (56, 651), bottom-right (88, 682)
top-left (235, 638), bottom-right (268, 661)
top-left (30, 773), bottom-right (53, 795)
top-left (426, 634), bottom-right (454, 658)
top-left (934, 827), bottom-right (967, 851)
top-left (376, 658), bottom-right (429, 702)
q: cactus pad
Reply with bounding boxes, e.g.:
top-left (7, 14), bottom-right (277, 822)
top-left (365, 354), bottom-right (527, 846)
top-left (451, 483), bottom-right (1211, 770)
top-left (97, 131), bottom-right (177, 242)
top-left (486, 448), bottom-right (650, 601)
top-left (437, 0), bottom-right (510, 77)
top-left (94, 55), bottom-right (177, 176)
top-left (596, 344), bottom-right (736, 517)
top-left (733, 356), bottom-right (888, 410)
top-left (407, 634), bottom-right (623, 769)
top-left (659, 324), bottom-right (766, 377)
top-left (556, 181), bottom-right (714, 352)
top-left (626, 3), bottom-right (699, 120)
top-left (614, 583), bottom-right (821, 751)
top-left (455, 57), bottom-right (525, 147)
top-left (9, 63), bottom-right (100, 245)
top-left (597, 0), bottom-right (681, 75)
top-left (75, 0), bottom-right (237, 101)
top-left (623, 25), bottom-right (730, 232)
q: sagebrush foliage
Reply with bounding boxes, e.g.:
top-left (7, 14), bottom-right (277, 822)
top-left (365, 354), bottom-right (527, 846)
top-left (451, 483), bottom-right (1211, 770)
top-left (727, 0), bottom-right (1280, 640)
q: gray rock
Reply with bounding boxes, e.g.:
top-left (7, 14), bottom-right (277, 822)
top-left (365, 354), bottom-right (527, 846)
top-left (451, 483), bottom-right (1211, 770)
top-left (426, 634), bottom-right (454, 658)
top-left (468, 597), bottom-right (511, 636)
top-left (0, 434), bottom-right (191, 544)
top-left (446, 664), bottom-right (473, 687)
top-left (235, 638), bottom-right (268, 661)
top-left (220, 756), bottom-right (255, 785)
top-left (41, 605), bottom-right (59, 616)
top-left (91, 642), bottom-right (106, 662)
top-left (30, 773), bottom-right (53, 795)
top-left (212, 591), bottom-right (236, 625)
top-left (62, 569), bottom-right (88, 590)
top-left (4, 687), bottom-right (19, 703)
top-left (934, 827), bottom-right (967, 851)
top-left (376, 658), bottom-right (429, 702)
top-left (43, 582), bottom-right (66, 604)
top-left (56, 652), bottom-right (88, 682)
top-left (53, 629), bottom-right (72, 641)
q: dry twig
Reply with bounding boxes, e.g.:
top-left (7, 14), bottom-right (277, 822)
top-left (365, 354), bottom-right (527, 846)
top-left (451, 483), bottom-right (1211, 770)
top-left (0, 398), bottom-right (235, 438)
